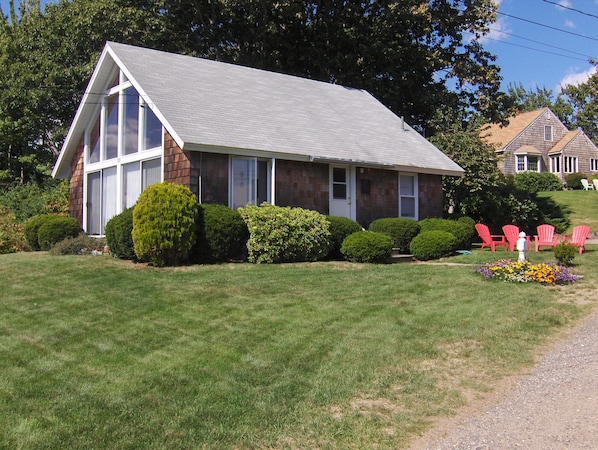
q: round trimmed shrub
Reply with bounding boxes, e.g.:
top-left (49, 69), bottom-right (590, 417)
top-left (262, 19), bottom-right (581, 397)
top-left (37, 216), bottom-right (82, 250)
top-left (325, 215), bottom-right (363, 260)
top-left (409, 230), bottom-right (458, 261)
top-left (24, 214), bottom-right (55, 250)
top-left (368, 217), bottom-right (420, 254)
top-left (194, 203), bottom-right (249, 263)
top-left (340, 231), bottom-right (393, 263)
top-left (132, 182), bottom-right (198, 267)
top-left (105, 207), bottom-right (135, 260)
top-left (419, 218), bottom-right (471, 249)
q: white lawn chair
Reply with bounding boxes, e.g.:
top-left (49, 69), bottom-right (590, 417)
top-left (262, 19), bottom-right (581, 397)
top-left (593, 179), bottom-right (598, 190)
top-left (581, 179), bottom-right (594, 190)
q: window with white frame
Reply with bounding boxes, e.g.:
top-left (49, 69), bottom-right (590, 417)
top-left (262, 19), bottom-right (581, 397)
top-left (399, 174), bottom-right (418, 220)
top-left (544, 125), bottom-right (553, 141)
top-left (516, 154), bottom-right (541, 172)
top-left (563, 156), bottom-right (578, 173)
top-left (84, 70), bottom-right (163, 235)
top-left (550, 155), bottom-right (560, 173)
top-left (591, 158), bottom-right (598, 172)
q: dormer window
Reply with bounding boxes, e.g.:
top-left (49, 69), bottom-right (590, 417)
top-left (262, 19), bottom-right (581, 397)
top-left (544, 125), bottom-right (553, 141)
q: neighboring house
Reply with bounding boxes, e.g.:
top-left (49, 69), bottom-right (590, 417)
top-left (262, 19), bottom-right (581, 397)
top-left (52, 42), bottom-right (463, 235)
top-left (482, 107), bottom-right (598, 182)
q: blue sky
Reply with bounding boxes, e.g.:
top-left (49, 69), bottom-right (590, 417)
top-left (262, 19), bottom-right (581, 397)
top-left (2, 0), bottom-right (597, 95)
top-left (483, 0), bottom-right (598, 93)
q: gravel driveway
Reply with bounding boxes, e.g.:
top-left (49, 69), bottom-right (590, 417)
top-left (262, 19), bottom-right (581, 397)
top-left (410, 309), bottom-right (598, 449)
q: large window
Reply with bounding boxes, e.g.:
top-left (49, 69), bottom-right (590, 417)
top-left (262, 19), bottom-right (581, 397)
top-left (399, 174), bottom-right (417, 219)
top-left (564, 156), bottom-right (578, 173)
top-left (591, 158), bottom-right (598, 172)
top-left (229, 157), bottom-right (272, 210)
top-left (516, 154), bottom-right (541, 173)
top-left (84, 70), bottom-right (163, 234)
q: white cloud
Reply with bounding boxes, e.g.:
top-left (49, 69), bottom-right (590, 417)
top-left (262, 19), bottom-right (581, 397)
top-left (557, 66), bottom-right (598, 92)
top-left (556, 0), bottom-right (572, 8)
top-left (479, 17), bottom-right (511, 44)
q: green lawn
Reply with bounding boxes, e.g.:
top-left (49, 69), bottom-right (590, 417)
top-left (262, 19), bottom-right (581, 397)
top-left (538, 190), bottom-right (598, 233)
top-left (2, 245), bottom-right (597, 448)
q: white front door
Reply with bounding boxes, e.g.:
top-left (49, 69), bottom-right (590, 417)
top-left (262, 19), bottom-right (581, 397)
top-left (329, 165), bottom-right (355, 219)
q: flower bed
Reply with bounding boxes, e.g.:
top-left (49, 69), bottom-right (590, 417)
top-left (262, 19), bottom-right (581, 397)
top-left (476, 259), bottom-right (579, 285)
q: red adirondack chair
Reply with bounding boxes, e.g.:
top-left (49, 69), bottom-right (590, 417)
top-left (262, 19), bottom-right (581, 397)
top-left (563, 225), bottom-right (591, 254)
top-left (475, 223), bottom-right (508, 252)
top-left (534, 224), bottom-right (559, 252)
top-left (502, 224), bottom-right (520, 252)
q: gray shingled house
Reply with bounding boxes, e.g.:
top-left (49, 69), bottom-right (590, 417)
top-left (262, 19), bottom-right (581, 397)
top-left (52, 42), bottom-right (463, 235)
top-left (482, 108), bottom-right (598, 182)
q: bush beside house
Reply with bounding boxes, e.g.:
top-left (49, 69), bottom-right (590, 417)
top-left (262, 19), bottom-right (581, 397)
top-left (340, 231), bottom-right (393, 263)
top-left (132, 182), bottom-right (198, 267)
top-left (325, 215), bottom-right (363, 260)
top-left (368, 217), bottom-right (421, 254)
top-left (239, 204), bottom-right (331, 264)
top-left (193, 204), bottom-right (249, 263)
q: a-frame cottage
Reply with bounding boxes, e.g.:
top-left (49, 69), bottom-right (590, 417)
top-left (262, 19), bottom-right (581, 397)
top-left (52, 42), bottom-right (464, 235)
top-left (482, 108), bottom-right (598, 182)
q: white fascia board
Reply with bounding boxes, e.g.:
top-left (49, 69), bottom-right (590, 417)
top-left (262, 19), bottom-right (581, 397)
top-left (105, 44), bottom-right (185, 151)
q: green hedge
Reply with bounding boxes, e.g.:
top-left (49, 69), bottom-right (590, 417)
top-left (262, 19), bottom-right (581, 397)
top-left (418, 218), bottom-right (471, 250)
top-left (24, 214), bottom-right (55, 250)
top-left (194, 203), bottom-right (249, 263)
top-left (368, 217), bottom-right (420, 254)
top-left (105, 207), bottom-right (135, 260)
top-left (325, 215), bottom-right (363, 260)
top-left (239, 204), bottom-right (330, 264)
top-left (132, 182), bottom-right (198, 267)
top-left (340, 231), bottom-right (393, 263)
top-left (37, 216), bottom-right (82, 251)
top-left (409, 230), bottom-right (458, 261)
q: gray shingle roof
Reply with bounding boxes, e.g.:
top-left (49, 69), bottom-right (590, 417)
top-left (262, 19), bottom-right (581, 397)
top-left (54, 42), bottom-right (463, 178)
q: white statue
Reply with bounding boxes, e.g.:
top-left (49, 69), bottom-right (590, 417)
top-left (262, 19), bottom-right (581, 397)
top-left (516, 231), bottom-right (528, 262)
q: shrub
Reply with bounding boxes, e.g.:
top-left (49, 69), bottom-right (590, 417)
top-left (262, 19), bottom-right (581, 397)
top-left (554, 242), bottom-right (577, 266)
top-left (368, 218), bottom-right (420, 254)
top-left (0, 179), bottom-right (70, 222)
top-left (418, 218), bottom-right (471, 249)
top-left (409, 230), bottom-right (458, 261)
top-left (239, 204), bottom-right (331, 263)
top-left (132, 182), bottom-right (198, 267)
top-left (456, 216), bottom-right (476, 243)
top-left (340, 231), bottom-right (393, 263)
top-left (105, 207), bottom-right (135, 260)
top-left (37, 216), bottom-right (82, 250)
top-left (0, 205), bottom-right (28, 254)
top-left (50, 234), bottom-right (107, 256)
top-left (325, 215), bottom-right (363, 260)
top-left (24, 214), bottom-right (55, 250)
top-left (514, 172), bottom-right (563, 193)
top-left (194, 203), bottom-right (249, 263)
top-left (565, 173), bottom-right (586, 190)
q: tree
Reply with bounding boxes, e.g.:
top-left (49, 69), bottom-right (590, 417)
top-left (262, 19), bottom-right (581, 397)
top-left (558, 66), bottom-right (598, 144)
top-left (428, 111), bottom-right (504, 218)
top-left (1, 0), bottom-right (509, 184)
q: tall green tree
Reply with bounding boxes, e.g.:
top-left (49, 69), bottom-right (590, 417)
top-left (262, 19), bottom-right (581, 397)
top-left (558, 67), bottom-right (598, 144)
top-left (1, 0), bottom-right (509, 184)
